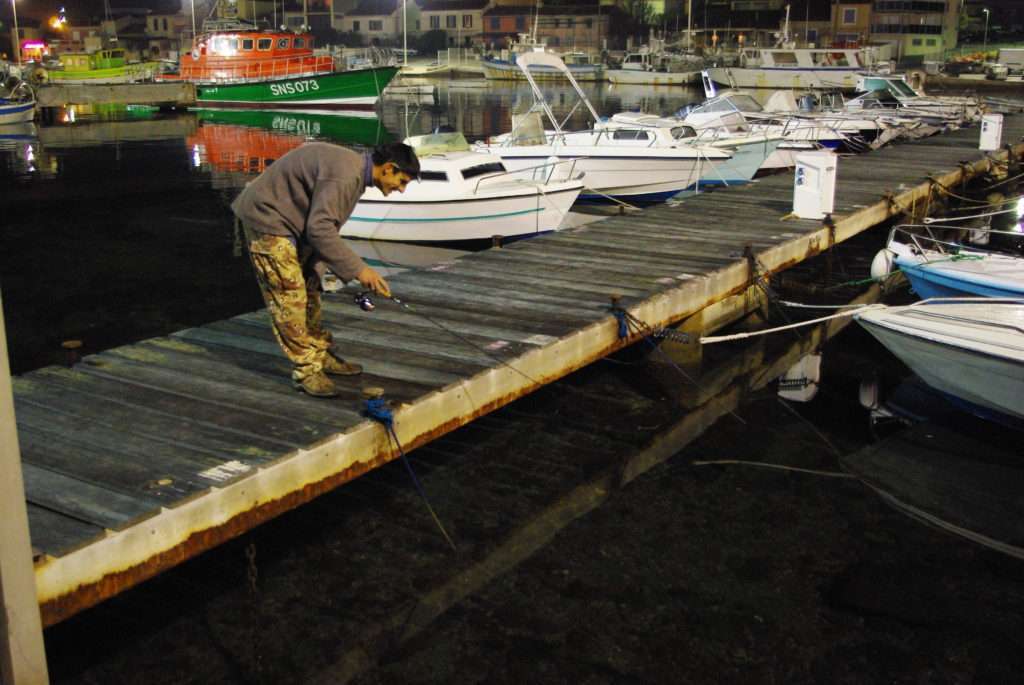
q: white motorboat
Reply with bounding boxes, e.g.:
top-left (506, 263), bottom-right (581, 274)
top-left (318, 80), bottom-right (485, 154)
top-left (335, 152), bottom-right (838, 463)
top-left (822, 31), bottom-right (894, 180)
top-left (853, 75), bottom-right (981, 123)
top-left (706, 47), bottom-right (872, 91)
top-left (600, 111), bottom-right (783, 185)
top-left (681, 87), bottom-right (850, 152)
top-left (475, 52), bottom-right (732, 203)
top-left (341, 131), bottom-right (583, 243)
top-left (0, 79), bottom-right (35, 125)
top-left (605, 46), bottom-right (699, 86)
top-left (855, 299), bottom-right (1024, 422)
top-left (482, 33), bottom-right (604, 82)
top-left (871, 225), bottom-right (1024, 300)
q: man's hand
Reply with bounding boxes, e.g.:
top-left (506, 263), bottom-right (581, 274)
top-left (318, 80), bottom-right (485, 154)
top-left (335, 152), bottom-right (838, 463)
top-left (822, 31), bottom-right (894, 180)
top-left (357, 266), bottom-right (391, 298)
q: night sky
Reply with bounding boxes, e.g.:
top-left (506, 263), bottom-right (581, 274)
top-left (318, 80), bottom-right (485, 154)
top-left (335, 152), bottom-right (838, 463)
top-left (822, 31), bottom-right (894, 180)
top-left (10, 0), bottom-right (184, 23)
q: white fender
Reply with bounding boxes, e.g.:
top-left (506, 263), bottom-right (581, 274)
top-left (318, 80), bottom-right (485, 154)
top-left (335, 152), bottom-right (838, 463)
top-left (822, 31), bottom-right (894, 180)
top-left (870, 248), bottom-right (895, 281)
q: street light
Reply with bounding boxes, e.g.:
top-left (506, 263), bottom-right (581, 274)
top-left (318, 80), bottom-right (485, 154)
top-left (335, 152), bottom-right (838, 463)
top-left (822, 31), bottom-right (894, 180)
top-left (10, 0), bottom-right (20, 65)
top-left (982, 8), bottom-right (990, 54)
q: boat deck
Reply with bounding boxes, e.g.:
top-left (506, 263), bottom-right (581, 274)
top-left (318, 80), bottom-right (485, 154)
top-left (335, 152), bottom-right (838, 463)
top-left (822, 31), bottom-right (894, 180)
top-left (16, 116), bottom-right (1024, 625)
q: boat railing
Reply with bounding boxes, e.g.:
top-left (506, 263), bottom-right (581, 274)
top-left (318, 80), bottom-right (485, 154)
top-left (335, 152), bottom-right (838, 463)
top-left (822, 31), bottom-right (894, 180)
top-left (891, 224), bottom-right (1024, 263)
top-left (472, 157), bottom-right (583, 193)
top-left (182, 53), bottom-right (336, 83)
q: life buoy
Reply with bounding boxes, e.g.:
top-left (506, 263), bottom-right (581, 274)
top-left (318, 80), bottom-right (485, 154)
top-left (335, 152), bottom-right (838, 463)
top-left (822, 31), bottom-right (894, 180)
top-left (191, 49), bottom-right (200, 60)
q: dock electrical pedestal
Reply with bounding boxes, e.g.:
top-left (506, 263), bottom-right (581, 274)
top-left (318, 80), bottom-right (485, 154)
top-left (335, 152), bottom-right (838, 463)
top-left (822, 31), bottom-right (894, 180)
top-left (979, 113), bottom-right (1004, 151)
top-left (792, 151), bottom-right (838, 220)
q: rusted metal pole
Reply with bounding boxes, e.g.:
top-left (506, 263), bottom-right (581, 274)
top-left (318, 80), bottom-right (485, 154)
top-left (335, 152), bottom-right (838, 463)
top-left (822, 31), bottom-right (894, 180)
top-left (0, 290), bottom-right (50, 685)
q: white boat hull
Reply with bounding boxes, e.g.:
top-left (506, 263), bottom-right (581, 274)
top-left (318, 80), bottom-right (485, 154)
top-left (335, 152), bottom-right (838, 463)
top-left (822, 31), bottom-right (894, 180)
top-left (606, 69), bottom-right (697, 86)
top-left (0, 100), bottom-right (35, 124)
top-left (482, 59), bottom-right (604, 82)
top-left (488, 150), bottom-right (717, 201)
top-left (857, 301), bottom-right (1024, 421)
top-left (342, 184), bottom-right (581, 242)
top-left (706, 66), bottom-right (862, 91)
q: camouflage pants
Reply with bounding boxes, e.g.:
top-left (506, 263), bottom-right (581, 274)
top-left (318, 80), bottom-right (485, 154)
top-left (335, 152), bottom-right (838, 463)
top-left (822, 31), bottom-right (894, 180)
top-left (243, 223), bottom-right (334, 381)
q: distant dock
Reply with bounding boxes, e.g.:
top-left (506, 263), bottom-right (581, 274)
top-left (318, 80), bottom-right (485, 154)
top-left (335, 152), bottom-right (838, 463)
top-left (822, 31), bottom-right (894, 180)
top-left (35, 82), bottom-right (196, 109)
top-left (15, 115), bottom-right (1024, 626)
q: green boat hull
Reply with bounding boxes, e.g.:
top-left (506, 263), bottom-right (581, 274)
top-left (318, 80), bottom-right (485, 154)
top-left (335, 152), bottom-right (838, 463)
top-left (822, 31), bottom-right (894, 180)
top-left (195, 109), bottom-right (393, 146)
top-left (193, 66), bottom-right (398, 110)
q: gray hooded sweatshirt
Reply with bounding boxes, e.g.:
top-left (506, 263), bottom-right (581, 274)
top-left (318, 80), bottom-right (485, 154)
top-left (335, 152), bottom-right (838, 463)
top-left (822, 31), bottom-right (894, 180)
top-left (231, 142), bottom-right (368, 282)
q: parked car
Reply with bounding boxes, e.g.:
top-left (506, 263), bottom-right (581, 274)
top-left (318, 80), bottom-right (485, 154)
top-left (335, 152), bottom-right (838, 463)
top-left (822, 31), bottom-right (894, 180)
top-left (984, 62), bottom-right (1010, 80)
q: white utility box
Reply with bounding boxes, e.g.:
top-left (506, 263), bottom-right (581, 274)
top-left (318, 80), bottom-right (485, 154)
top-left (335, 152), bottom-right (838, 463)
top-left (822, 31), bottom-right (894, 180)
top-left (979, 113), bottom-right (1004, 151)
top-left (792, 151), bottom-right (838, 220)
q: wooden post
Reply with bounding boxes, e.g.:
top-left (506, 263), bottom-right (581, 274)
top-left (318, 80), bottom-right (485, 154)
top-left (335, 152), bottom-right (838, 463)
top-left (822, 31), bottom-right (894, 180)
top-left (0, 291), bottom-right (50, 685)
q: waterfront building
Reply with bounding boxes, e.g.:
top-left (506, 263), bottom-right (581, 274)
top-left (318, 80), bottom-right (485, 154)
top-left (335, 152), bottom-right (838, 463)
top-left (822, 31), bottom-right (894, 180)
top-left (482, 1), bottom-right (617, 51)
top-left (420, 0), bottom-right (491, 47)
top-left (338, 0), bottom-right (406, 44)
top-left (282, 0), bottom-right (335, 33)
top-left (870, 0), bottom-right (960, 60)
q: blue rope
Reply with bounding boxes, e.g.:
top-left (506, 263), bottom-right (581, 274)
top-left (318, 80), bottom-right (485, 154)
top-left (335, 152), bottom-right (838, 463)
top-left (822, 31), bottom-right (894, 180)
top-left (611, 307), bottom-right (629, 339)
top-left (363, 397), bottom-right (394, 428)
top-left (363, 396), bottom-right (457, 551)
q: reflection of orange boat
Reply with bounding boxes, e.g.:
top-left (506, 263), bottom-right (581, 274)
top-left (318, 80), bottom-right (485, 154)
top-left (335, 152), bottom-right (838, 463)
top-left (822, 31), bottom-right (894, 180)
top-left (187, 123), bottom-right (303, 174)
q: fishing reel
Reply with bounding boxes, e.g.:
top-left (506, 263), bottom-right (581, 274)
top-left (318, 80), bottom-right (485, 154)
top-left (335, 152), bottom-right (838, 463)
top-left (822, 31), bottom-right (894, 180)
top-left (354, 291), bottom-right (375, 312)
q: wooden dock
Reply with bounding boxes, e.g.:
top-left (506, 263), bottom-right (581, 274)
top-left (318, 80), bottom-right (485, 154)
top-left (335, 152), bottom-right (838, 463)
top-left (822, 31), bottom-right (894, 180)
top-left (35, 82), bottom-right (195, 109)
top-left (14, 117), bottom-right (1024, 626)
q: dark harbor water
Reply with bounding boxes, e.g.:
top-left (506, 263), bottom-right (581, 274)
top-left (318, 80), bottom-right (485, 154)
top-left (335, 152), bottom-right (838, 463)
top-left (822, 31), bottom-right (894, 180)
top-left (2, 81), bottom-right (1023, 683)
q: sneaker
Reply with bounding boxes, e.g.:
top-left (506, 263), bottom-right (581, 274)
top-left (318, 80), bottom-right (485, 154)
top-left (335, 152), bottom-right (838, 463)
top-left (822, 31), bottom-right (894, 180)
top-left (293, 372), bottom-right (339, 398)
top-left (322, 353), bottom-right (363, 376)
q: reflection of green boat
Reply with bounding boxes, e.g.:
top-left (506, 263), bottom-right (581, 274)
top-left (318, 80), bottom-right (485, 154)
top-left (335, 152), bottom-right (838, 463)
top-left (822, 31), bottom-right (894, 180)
top-left (195, 108), bottom-right (393, 146)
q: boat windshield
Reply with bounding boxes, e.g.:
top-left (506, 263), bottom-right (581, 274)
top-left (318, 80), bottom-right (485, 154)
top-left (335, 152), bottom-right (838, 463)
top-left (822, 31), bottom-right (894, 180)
top-left (726, 94), bottom-right (763, 113)
top-left (405, 132), bottom-right (471, 155)
top-left (887, 79), bottom-right (919, 97)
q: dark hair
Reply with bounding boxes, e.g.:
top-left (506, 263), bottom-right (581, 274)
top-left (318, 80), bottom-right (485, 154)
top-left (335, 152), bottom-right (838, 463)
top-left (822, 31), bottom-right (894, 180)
top-left (372, 142), bottom-right (420, 179)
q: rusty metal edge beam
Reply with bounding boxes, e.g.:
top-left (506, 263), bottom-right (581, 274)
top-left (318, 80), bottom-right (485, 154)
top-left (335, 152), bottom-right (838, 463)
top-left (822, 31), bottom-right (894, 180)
top-left (34, 142), bottom-right (1020, 627)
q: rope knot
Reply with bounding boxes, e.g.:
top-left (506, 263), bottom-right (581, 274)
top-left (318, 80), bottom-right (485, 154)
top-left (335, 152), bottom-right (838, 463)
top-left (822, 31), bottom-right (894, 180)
top-left (609, 294), bottom-right (629, 340)
top-left (362, 392), bottom-right (394, 429)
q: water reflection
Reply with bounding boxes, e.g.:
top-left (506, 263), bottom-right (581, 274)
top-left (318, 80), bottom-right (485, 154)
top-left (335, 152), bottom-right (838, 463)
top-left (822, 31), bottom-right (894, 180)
top-left (1, 81), bottom-right (708, 279)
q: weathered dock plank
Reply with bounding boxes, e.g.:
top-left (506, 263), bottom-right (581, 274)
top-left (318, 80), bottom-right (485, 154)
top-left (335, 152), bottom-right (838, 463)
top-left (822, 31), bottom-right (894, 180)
top-left (18, 115), bottom-right (1024, 626)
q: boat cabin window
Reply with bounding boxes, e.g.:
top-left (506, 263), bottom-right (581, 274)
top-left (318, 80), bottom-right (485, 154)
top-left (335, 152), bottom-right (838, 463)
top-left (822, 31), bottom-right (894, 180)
top-left (258, 38), bottom-right (273, 50)
top-left (242, 38), bottom-right (254, 50)
top-left (612, 129), bottom-right (650, 141)
top-left (461, 162), bottom-right (506, 179)
top-left (771, 51), bottom-right (798, 66)
top-left (212, 37), bottom-right (239, 55)
top-left (624, 53), bottom-right (644, 64)
top-left (278, 38), bottom-right (290, 49)
top-left (671, 126), bottom-right (697, 140)
top-left (294, 38), bottom-right (305, 48)
top-left (418, 171), bottom-right (449, 181)
top-left (813, 52), bottom-right (851, 67)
